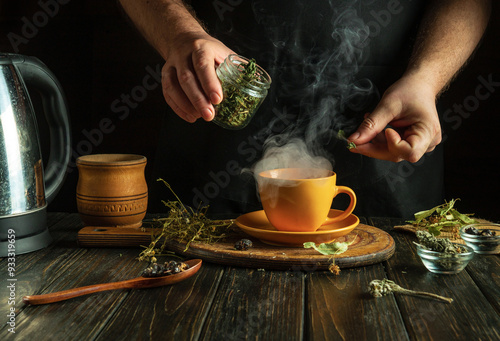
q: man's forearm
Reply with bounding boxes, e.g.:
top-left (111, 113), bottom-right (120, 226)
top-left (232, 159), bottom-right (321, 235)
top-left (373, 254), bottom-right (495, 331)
top-left (118, 0), bottom-right (205, 59)
top-left (406, 0), bottom-right (491, 95)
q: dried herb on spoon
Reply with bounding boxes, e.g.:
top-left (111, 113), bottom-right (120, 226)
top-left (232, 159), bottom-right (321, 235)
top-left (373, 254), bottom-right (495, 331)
top-left (142, 260), bottom-right (190, 277)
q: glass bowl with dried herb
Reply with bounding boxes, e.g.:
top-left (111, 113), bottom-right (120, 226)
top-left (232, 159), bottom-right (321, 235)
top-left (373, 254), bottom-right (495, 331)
top-left (213, 54), bottom-right (272, 130)
top-left (460, 223), bottom-right (500, 254)
top-left (414, 231), bottom-right (474, 275)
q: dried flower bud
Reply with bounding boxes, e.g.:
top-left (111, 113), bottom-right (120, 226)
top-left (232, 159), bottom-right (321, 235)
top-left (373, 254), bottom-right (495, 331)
top-left (235, 239), bottom-right (253, 251)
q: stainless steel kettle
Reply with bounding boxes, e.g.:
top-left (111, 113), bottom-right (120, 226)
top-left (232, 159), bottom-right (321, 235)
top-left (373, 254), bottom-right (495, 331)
top-left (0, 53), bottom-right (71, 256)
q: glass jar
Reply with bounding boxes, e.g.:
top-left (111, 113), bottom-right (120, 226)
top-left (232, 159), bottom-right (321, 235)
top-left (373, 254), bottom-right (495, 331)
top-left (213, 54), bottom-right (272, 130)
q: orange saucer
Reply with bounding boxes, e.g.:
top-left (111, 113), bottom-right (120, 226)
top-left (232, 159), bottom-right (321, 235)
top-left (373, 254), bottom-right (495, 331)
top-left (235, 209), bottom-right (359, 247)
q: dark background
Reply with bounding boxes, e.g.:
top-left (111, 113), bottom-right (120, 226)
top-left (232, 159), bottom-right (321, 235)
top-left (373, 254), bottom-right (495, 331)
top-left (0, 1), bottom-right (498, 221)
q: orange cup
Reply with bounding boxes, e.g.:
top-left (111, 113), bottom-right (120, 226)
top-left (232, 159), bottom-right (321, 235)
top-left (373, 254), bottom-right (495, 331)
top-left (257, 168), bottom-right (356, 232)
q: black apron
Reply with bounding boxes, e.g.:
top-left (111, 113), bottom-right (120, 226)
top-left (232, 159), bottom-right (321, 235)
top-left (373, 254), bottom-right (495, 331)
top-left (150, 0), bottom-right (444, 219)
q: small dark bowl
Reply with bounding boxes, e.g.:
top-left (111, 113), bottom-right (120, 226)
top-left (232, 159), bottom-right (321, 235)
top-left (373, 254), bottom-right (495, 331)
top-left (460, 224), bottom-right (500, 254)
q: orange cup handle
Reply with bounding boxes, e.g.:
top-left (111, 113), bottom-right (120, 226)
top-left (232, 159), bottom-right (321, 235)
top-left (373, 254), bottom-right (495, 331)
top-left (324, 186), bottom-right (357, 225)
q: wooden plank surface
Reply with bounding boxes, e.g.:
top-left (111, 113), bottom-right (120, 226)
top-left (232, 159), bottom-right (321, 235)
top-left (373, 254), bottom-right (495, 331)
top-left (200, 266), bottom-right (304, 340)
top-left (306, 264), bottom-right (409, 340)
top-left (372, 217), bottom-right (500, 341)
top-left (0, 214), bottom-right (85, 327)
top-left (465, 254), bottom-right (500, 314)
top-left (1, 247), bottom-right (147, 340)
top-left (96, 262), bottom-right (225, 340)
top-left (1, 213), bottom-right (499, 340)
top-left (0, 213), bottom-right (149, 340)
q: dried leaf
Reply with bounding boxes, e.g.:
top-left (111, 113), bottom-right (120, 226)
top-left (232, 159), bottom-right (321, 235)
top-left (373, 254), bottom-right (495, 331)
top-left (304, 240), bottom-right (351, 255)
top-left (407, 199), bottom-right (478, 236)
top-left (337, 130), bottom-right (356, 150)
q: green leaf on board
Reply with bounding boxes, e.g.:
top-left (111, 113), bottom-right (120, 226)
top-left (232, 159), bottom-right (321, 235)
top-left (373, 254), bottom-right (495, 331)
top-left (304, 240), bottom-right (352, 255)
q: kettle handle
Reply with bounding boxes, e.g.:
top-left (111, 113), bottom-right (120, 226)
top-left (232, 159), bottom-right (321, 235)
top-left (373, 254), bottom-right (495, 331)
top-left (16, 56), bottom-right (71, 204)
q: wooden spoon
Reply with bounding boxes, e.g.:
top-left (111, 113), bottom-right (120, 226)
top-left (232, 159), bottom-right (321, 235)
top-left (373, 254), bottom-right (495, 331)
top-left (23, 259), bottom-right (202, 305)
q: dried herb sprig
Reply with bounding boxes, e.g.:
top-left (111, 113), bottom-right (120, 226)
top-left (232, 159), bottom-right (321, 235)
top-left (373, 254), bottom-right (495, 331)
top-left (369, 279), bottom-right (453, 303)
top-left (337, 130), bottom-right (356, 150)
top-left (215, 58), bottom-right (261, 128)
top-left (407, 199), bottom-right (478, 236)
top-left (138, 179), bottom-right (233, 262)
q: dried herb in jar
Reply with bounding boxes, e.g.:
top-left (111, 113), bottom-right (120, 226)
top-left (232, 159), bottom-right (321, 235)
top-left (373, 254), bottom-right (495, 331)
top-left (215, 59), bottom-right (258, 127)
top-left (213, 55), bottom-right (271, 129)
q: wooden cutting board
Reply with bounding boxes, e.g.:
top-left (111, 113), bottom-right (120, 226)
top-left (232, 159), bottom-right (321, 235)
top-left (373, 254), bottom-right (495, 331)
top-left (78, 222), bottom-right (395, 271)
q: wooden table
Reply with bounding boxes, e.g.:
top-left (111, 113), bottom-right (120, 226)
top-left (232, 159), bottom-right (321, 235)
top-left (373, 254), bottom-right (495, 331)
top-left (1, 213), bottom-right (499, 340)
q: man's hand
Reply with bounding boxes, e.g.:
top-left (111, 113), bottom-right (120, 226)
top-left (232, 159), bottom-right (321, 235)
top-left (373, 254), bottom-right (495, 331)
top-left (347, 0), bottom-right (491, 163)
top-left (161, 32), bottom-right (234, 123)
top-left (118, 0), bottom-right (235, 123)
top-left (348, 75), bottom-right (442, 163)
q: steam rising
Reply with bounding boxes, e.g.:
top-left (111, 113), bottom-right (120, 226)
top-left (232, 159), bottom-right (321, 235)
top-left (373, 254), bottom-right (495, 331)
top-left (252, 137), bottom-right (332, 178)
top-left (250, 1), bottom-right (373, 179)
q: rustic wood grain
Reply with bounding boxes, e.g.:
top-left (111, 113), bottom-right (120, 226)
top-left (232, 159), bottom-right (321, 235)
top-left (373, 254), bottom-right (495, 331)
top-left (2, 213), bottom-right (499, 340)
top-left (0, 213), bottom-right (87, 326)
top-left (0, 247), bottom-right (146, 340)
top-left (200, 266), bottom-right (304, 340)
top-left (95, 262), bottom-right (225, 340)
top-left (466, 254), bottom-right (500, 314)
top-left (77, 225), bottom-right (152, 247)
top-left (372, 217), bottom-right (500, 341)
top-left (306, 264), bottom-right (409, 340)
top-left (77, 223), bottom-right (395, 270)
